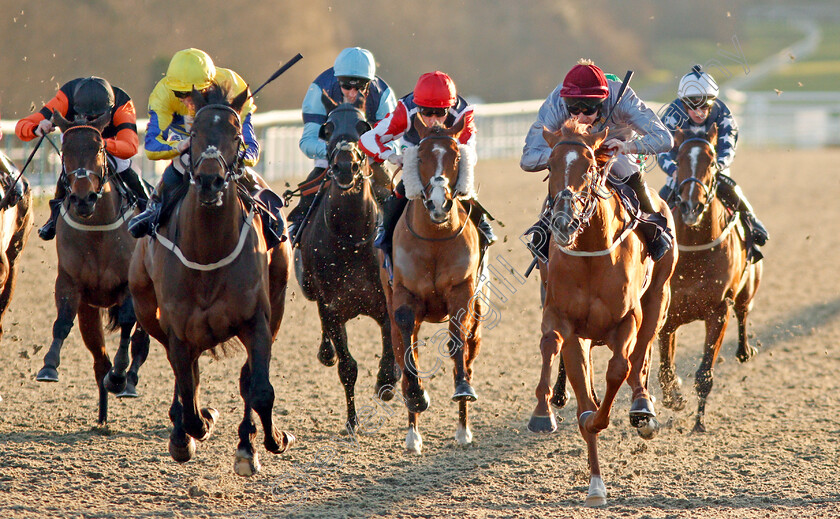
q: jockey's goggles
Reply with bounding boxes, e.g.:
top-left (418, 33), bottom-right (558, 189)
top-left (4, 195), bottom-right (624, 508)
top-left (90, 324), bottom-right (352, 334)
top-left (338, 78), bottom-right (369, 91)
top-left (174, 90), bottom-right (191, 99)
top-left (682, 95), bottom-right (714, 110)
top-left (419, 107), bottom-right (449, 118)
top-left (564, 98), bottom-right (604, 116)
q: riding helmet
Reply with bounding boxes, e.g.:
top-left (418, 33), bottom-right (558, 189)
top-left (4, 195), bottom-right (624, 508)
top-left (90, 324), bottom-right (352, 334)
top-left (164, 48), bottom-right (217, 92)
top-left (560, 59), bottom-right (609, 99)
top-left (334, 47), bottom-right (375, 81)
top-left (413, 71), bottom-right (457, 108)
top-left (678, 64), bottom-right (719, 102)
top-left (72, 77), bottom-right (115, 118)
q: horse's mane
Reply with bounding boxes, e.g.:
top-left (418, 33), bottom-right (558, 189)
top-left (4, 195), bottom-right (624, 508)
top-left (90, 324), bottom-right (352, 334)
top-left (561, 119), bottom-right (591, 136)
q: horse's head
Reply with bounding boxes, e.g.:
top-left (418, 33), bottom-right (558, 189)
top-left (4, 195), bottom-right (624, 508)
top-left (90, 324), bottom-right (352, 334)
top-left (188, 84), bottom-right (248, 206)
top-left (320, 91), bottom-right (371, 190)
top-left (405, 115), bottom-right (467, 224)
top-left (674, 124), bottom-right (718, 226)
top-left (542, 121), bottom-right (609, 246)
top-left (53, 111), bottom-right (111, 218)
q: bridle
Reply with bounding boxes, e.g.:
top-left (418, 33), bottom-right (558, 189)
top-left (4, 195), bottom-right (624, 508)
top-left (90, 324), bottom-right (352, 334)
top-left (547, 139), bottom-right (613, 244)
top-left (674, 137), bottom-right (718, 219)
top-left (417, 133), bottom-right (461, 215)
top-left (61, 125), bottom-right (111, 200)
top-left (325, 105), bottom-right (371, 191)
top-left (188, 104), bottom-right (245, 188)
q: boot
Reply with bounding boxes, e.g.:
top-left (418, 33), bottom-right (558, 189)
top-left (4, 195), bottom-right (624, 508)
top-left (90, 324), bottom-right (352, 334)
top-left (38, 179), bottom-right (67, 241)
top-left (659, 183), bottom-right (675, 206)
top-left (716, 175), bottom-right (769, 246)
top-left (374, 194), bottom-right (408, 256)
top-left (127, 196), bottom-right (160, 239)
top-left (116, 166), bottom-right (151, 211)
top-left (626, 173), bottom-right (671, 261)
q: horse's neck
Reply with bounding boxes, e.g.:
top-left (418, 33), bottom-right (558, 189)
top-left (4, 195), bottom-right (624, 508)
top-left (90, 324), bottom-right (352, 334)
top-left (324, 181), bottom-right (377, 236)
top-left (177, 186), bottom-right (246, 260)
top-left (578, 196), bottom-right (624, 249)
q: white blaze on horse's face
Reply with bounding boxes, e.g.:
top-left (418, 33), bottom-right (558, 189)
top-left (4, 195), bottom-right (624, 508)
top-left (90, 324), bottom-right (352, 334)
top-left (564, 149), bottom-right (580, 187)
top-left (428, 144), bottom-right (451, 222)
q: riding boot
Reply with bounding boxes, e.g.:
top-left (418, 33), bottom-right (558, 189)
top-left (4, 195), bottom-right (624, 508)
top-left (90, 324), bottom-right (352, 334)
top-left (716, 175), bottom-right (769, 246)
top-left (625, 172), bottom-right (671, 261)
top-left (467, 201), bottom-right (497, 248)
top-left (38, 178), bottom-right (67, 241)
top-left (374, 194), bottom-right (408, 257)
top-left (115, 166), bottom-right (150, 211)
top-left (369, 162), bottom-right (393, 207)
top-left (658, 182), bottom-right (676, 207)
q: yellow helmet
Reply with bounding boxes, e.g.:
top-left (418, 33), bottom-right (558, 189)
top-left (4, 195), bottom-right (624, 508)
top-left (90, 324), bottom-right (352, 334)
top-left (163, 48), bottom-right (216, 92)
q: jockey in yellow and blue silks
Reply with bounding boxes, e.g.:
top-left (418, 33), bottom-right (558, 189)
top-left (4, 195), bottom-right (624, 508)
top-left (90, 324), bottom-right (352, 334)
top-left (129, 48), bottom-right (269, 238)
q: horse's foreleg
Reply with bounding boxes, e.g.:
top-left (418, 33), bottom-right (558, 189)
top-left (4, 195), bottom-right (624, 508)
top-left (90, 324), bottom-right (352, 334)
top-left (267, 243), bottom-right (290, 341)
top-left (392, 290), bottom-right (428, 415)
top-left (735, 262), bottom-right (761, 363)
top-left (373, 308), bottom-right (398, 401)
top-left (168, 381), bottom-right (195, 463)
top-left (448, 283), bottom-right (477, 404)
top-left (77, 303), bottom-right (110, 424)
top-left (235, 362), bottom-right (260, 476)
top-left (528, 307), bottom-right (564, 434)
top-left (589, 320), bottom-right (635, 434)
top-left (103, 297), bottom-right (136, 395)
top-left (319, 303), bottom-right (358, 432)
top-left (168, 336), bottom-right (215, 442)
top-left (658, 323), bottom-right (686, 411)
top-left (238, 313), bottom-right (293, 459)
top-left (694, 306), bottom-right (730, 433)
top-left (120, 325), bottom-right (151, 398)
top-left (37, 272), bottom-right (80, 382)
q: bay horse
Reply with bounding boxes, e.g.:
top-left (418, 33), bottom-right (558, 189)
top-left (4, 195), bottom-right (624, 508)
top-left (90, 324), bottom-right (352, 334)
top-left (129, 85), bottom-right (293, 476)
top-left (382, 115), bottom-right (485, 454)
top-left (36, 113), bottom-right (150, 424)
top-left (295, 92), bottom-right (398, 432)
top-left (658, 125), bottom-right (763, 433)
top-left (530, 121), bottom-right (676, 507)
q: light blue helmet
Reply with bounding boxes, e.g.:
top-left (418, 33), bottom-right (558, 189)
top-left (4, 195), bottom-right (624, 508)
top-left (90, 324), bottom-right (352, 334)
top-left (334, 47), bottom-right (375, 80)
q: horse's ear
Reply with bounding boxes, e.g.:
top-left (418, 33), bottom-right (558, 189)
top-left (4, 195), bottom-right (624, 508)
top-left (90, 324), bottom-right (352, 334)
top-left (356, 120), bottom-right (372, 135)
top-left (321, 89), bottom-right (339, 114)
top-left (190, 86), bottom-right (205, 109)
top-left (543, 126), bottom-right (560, 148)
top-left (590, 127), bottom-right (609, 150)
top-left (673, 127), bottom-right (686, 147)
top-left (319, 121), bottom-right (334, 142)
top-left (413, 111), bottom-right (431, 139)
top-left (445, 115), bottom-right (466, 139)
top-left (353, 91), bottom-right (366, 112)
top-left (707, 123), bottom-right (718, 146)
top-left (231, 86), bottom-right (250, 114)
top-left (90, 112), bottom-right (110, 132)
top-left (52, 111), bottom-right (73, 133)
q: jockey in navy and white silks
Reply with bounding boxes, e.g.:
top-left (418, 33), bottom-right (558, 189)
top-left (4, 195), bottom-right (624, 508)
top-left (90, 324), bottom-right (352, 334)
top-left (521, 59), bottom-right (674, 260)
top-left (287, 47), bottom-right (397, 239)
top-left (359, 71), bottom-right (495, 255)
top-left (656, 64), bottom-right (768, 252)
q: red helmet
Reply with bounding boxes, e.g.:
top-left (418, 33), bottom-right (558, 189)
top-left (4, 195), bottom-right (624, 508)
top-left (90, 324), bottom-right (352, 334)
top-left (413, 71), bottom-right (457, 108)
top-left (560, 61), bottom-right (609, 99)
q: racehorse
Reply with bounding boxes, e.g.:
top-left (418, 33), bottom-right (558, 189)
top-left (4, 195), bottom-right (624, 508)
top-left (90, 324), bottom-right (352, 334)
top-left (295, 92), bottom-right (398, 431)
top-left (36, 113), bottom-right (150, 424)
top-left (529, 121), bottom-right (676, 507)
top-left (382, 115), bottom-right (485, 454)
top-left (129, 85), bottom-right (294, 476)
top-left (657, 125), bottom-right (762, 433)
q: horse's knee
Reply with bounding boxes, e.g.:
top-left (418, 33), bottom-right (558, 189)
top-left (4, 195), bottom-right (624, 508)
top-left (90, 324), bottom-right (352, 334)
top-left (539, 331), bottom-right (561, 357)
top-left (606, 356), bottom-right (630, 384)
top-left (250, 383), bottom-right (276, 413)
top-left (52, 317), bottom-right (74, 340)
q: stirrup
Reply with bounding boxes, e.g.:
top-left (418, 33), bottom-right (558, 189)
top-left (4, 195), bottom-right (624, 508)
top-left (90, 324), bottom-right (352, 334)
top-left (38, 220), bottom-right (57, 241)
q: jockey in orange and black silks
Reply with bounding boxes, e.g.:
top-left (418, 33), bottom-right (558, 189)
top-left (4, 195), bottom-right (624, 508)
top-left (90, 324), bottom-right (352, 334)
top-left (521, 58), bottom-right (674, 261)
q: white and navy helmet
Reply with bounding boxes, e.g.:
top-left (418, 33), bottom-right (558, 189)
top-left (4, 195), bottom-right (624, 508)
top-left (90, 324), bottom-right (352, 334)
top-left (678, 65), bottom-right (719, 109)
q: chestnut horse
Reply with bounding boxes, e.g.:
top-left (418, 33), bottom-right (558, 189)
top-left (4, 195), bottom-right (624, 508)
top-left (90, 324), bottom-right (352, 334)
top-left (129, 86), bottom-right (293, 476)
top-left (530, 121), bottom-right (676, 506)
top-left (295, 93), bottom-right (398, 431)
top-left (658, 125), bottom-right (763, 433)
top-left (36, 114), bottom-right (150, 424)
top-left (382, 116), bottom-right (485, 454)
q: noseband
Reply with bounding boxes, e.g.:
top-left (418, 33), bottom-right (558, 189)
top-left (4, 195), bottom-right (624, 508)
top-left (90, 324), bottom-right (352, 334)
top-left (61, 125), bottom-right (110, 200)
top-left (327, 140), bottom-right (369, 190)
top-left (675, 137), bottom-right (718, 216)
top-left (189, 104), bottom-right (245, 188)
top-left (548, 140), bottom-right (611, 243)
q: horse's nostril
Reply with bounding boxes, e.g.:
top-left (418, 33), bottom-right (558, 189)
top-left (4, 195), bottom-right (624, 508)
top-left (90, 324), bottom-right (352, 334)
top-left (213, 177), bottom-right (224, 190)
top-left (86, 193), bottom-right (98, 205)
top-left (443, 199), bottom-right (453, 211)
top-left (68, 194), bottom-right (79, 204)
top-left (351, 162), bottom-right (360, 173)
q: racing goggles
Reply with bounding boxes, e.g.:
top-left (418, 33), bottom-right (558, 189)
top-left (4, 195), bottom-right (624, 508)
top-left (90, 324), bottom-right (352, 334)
top-left (564, 98), bottom-right (604, 116)
top-left (338, 78), bottom-right (370, 91)
top-left (418, 107), bottom-right (449, 118)
top-left (682, 95), bottom-right (715, 110)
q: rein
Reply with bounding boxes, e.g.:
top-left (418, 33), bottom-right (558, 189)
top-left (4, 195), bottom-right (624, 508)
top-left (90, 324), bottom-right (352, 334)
top-left (61, 125), bottom-right (111, 200)
top-left (675, 137), bottom-right (719, 214)
top-left (189, 104), bottom-right (245, 187)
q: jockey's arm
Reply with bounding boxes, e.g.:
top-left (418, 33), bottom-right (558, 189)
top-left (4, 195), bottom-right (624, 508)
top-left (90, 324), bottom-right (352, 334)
top-left (520, 88), bottom-right (564, 172)
top-left (15, 89), bottom-right (71, 141)
top-left (299, 82), bottom-right (328, 161)
top-left (715, 107), bottom-right (739, 171)
top-left (615, 88), bottom-right (673, 156)
top-left (240, 112), bottom-right (260, 167)
top-left (104, 99), bottom-right (139, 160)
top-left (360, 102), bottom-right (409, 162)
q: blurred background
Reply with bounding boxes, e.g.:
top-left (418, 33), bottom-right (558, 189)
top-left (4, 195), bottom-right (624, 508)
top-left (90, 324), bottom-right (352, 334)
top-left (0, 0), bottom-right (837, 183)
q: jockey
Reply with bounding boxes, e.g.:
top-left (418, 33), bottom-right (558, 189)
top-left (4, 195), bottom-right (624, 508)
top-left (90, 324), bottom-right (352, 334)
top-left (360, 71), bottom-right (497, 256)
top-left (657, 64), bottom-right (769, 250)
top-left (16, 76), bottom-right (150, 240)
top-left (128, 48), bottom-right (279, 239)
top-left (521, 59), bottom-right (674, 261)
top-left (287, 47), bottom-right (397, 240)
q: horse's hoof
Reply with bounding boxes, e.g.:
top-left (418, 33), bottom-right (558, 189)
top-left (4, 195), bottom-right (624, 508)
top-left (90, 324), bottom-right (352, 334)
top-left (282, 431), bottom-right (296, 452)
top-left (452, 380), bottom-right (477, 402)
top-left (103, 371), bottom-right (127, 395)
top-left (405, 426), bottom-right (423, 454)
top-left (317, 339), bottom-right (337, 367)
top-left (36, 365), bottom-right (59, 382)
top-left (234, 449), bottom-right (261, 477)
top-left (455, 423), bottom-right (473, 445)
top-left (117, 383), bottom-right (139, 399)
top-left (196, 408), bottom-right (219, 441)
top-left (585, 475), bottom-right (607, 507)
top-left (693, 420), bottom-right (707, 434)
top-left (636, 417), bottom-right (660, 440)
top-left (629, 398), bottom-right (656, 428)
top-left (405, 388), bottom-right (430, 413)
top-left (550, 389), bottom-right (570, 410)
top-left (736, 344), bottom-right (758, 363)
top-left (527, 414), bottom-right (558, 434)
top-left (376, 383), bottom-right (395, 402)
top-left (169, 437), bottom-right (196, 463)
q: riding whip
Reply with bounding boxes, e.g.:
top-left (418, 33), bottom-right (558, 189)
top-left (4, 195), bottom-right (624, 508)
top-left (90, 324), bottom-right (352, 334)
top-left (596, 70), bottom-right (633, 132)
top-left (291, 171), bottom-right (330, 249)
top-left (0, 134), bottom-right (45, 209)
top-left (250, 53), bottom-right (304, 99)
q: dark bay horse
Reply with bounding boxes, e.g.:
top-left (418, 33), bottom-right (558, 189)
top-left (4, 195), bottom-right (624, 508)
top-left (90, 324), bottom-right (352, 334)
top-left (530, 121), bottom-right (676, 506)
top-left (129, 85), bottom-right (293, 476)
top-left (658, 125), bottom-right (763, 433)
top-left (382, 116), bottom-right (485, 454)
top-left (295, 93), bottom-right (398, 432)
top-left (36, 113), bottom-right (149, 424)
